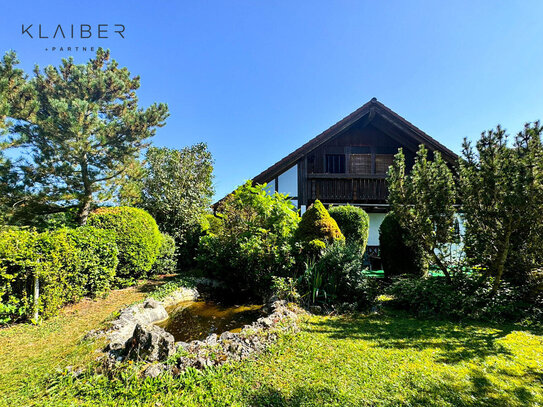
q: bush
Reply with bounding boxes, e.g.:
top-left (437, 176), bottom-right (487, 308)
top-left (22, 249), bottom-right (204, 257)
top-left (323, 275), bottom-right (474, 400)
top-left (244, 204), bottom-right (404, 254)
top-left (295, 200), bottom-right (344, 249)
top-left (0, 228), bottom-right (39, 323)
top-left (197, 182), bottom-right (300, 299)
top-left (0, 226), bottom-right (118, 324)
top-left (300, 242), bottom-right (376, 308)
top-left (64, 227), bottom-right (118, 296)
top-left (386, 275), bottom-right (542, 323)
top-left (313, 242), bottom-right (363, 302)
top-left (88, 206), bottom-right (162, 281)
top-left (379, 212), bottom-right (425, 278)
top-left (152, 233), bottom-right (177, 275)
top-left (328, 205), bottom-right (369, 253)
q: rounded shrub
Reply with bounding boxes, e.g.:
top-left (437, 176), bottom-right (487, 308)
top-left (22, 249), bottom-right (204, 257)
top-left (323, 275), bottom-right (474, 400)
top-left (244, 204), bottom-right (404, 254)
top-left (328, 205), bottom-right (370, 253)
top-left (88, 207), bottom-right (162, 281)
top-left (379, 212), bottom-right (425, 278)
top-left (295, 200), bottom-right (344, 245)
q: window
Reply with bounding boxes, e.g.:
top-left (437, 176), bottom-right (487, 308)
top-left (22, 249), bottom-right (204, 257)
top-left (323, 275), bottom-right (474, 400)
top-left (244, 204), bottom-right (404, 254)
top-left (350, 154), bottom-right (372, 174)
top-left (375, 154), bottom-right (395, 174)
top-left (325, 154), bottom-right (345, 173)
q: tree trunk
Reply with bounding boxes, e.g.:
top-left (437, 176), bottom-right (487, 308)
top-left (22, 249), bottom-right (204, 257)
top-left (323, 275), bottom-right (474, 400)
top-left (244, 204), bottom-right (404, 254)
top-left (33, 272), bottom-right (39, 323)
top-left (490, 220), bottom-right (512, 296)
top-left (78, 195), bottom-right (92, 225)
top-left (432, 251), bottom-right (452, 284)
top-left (78, 155), bottom-right (92, 225)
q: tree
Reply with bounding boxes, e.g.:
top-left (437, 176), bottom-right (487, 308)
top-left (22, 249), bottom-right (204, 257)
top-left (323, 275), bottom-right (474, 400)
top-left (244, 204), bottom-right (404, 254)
top-left (0, 51), bottom-right (36, 222)
top-left (387, 145), bottom-right (457, 282)
top-left (460, 123), bottom-right (543, 293)
top-left (129, 144), bottom-right (214, 259)
top-left (2, 49), bottom-right (169, 225)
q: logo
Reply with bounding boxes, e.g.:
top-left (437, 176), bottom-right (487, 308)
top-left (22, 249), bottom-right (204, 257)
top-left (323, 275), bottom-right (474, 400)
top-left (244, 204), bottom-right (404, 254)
top-left (22, 24), bottom-right (125, 39)
top-left (21, 24), bottom-right (126, 52)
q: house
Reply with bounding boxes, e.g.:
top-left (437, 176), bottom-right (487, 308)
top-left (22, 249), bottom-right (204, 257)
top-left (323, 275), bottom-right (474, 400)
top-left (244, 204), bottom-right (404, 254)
top-left (221, 98), bottom-right (458, 251)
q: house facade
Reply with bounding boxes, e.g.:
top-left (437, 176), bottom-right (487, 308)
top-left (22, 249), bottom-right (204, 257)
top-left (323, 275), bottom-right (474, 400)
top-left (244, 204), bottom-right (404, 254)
top-left (224, 98), bottom-right (457, 249)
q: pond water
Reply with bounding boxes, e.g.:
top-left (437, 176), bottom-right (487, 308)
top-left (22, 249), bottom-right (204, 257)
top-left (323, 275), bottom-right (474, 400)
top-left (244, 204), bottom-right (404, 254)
top-left (155, 300), bottom-right (264, 342)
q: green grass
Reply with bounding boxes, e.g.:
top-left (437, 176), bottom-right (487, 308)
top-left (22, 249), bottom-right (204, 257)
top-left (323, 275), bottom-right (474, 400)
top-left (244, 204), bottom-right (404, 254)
top-left (17, 311), bottom-right (543, 407)
top-left (0, 286), bottom-right (147, 406)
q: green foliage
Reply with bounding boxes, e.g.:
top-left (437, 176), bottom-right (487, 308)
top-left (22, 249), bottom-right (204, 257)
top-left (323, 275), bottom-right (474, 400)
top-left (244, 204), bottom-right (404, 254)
top-left (149, 275), bottom-right (197, 301)
top-left (127, 145), bottom-right (214, 268)
top-left (151, 233), bottom-right (177, 275)
top-left (379, 212), bottom-right (425, 278)
top-left (1, 48), bottom-right (169, 225)
top-left (460, 122), bottom-right (543, 292)
top-left (197, 181), bottom-right (300, 298)
top-left (328, 205), bottom-right (369, 253)
top-left (88, 206), bottom-right (161, 281)
top-left (387, 146), bottom-right (457, 280)
top-left (271, 276), bottom-right (300, 302)
top-left (295, 200), bottom-right (344, 251)
top-left (0, 228), bottom-right (39, 323)
top-left (64, 227), bottom-right (119, 296)
top-left (0, 226), bottom-right (118, 324)
top-left (387, 275), bottom-right (543, 323)
top-left (300, 242), bottom-right (373, 307)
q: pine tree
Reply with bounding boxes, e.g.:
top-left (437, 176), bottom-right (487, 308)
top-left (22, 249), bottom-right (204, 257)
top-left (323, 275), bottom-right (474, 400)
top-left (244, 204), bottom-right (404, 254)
top-left (3, 49), bottom-right (169, 225)
top-left (387, 146), bottom-right (457, 281)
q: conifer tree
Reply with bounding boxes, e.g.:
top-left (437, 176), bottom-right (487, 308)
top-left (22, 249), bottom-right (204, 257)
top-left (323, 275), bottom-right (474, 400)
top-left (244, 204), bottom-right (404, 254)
top-left (387, 146), bottom-right (457, 281)
top-left (2, 49), bottom-right (169, 225)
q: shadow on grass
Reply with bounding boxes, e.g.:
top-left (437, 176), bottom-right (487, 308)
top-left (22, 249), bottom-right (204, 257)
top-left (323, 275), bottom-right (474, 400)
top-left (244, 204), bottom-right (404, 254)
top-left (136, 274), bottom-right (180, 293)
top-left (306, 313), bottom-right (515, 364)
top-left (250, 384), bottom-right (340, 407)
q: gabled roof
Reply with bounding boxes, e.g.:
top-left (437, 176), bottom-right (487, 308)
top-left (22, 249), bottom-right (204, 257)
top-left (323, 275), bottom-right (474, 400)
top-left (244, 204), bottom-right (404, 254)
top-left (214, 98), bottom-right (458, 207)
top-left (252, 97), bottom-right (457, 184)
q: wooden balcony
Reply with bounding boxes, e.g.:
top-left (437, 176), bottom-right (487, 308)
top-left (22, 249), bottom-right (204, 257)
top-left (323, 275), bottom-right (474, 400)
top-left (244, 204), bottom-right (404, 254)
top-left (307, 174), bottom-right (388, 203)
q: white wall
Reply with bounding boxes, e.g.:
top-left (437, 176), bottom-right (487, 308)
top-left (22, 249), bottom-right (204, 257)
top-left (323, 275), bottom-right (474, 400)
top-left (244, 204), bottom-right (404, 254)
top-left (368, 212), bottom-right (386, 246)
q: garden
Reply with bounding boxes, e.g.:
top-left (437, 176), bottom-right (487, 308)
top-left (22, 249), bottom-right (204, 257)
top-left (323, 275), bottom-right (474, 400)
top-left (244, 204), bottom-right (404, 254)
top-left (0, 50), bottom-right (542, 406)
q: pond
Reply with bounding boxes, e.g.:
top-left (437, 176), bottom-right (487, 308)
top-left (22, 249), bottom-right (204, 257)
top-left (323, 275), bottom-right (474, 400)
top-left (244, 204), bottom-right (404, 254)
top-left (155, 300), bottom-right (264, 342)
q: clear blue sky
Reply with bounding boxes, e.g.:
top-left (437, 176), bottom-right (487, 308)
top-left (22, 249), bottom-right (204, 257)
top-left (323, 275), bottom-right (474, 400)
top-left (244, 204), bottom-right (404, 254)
top-left (2, 1), bottom-right (542, 200)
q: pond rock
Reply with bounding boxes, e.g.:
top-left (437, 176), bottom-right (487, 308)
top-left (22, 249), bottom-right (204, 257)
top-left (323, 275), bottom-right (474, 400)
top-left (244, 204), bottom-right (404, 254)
top-left (125, 323), bottom-right (175, 362)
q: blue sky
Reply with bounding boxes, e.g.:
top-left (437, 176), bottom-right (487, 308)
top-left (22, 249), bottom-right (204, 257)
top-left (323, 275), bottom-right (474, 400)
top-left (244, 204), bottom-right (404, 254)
top-left (1, 1), bottom-right (542, 200)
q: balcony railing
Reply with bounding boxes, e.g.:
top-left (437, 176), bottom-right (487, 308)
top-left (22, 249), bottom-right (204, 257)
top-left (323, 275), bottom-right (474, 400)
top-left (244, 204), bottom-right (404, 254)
top-left (307, 174), bottom-right (388, 203)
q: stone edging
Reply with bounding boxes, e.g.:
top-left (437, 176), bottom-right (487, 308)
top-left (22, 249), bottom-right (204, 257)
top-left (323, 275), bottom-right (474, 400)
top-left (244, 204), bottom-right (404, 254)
top-left (96, 285), bottom-right (300, 378)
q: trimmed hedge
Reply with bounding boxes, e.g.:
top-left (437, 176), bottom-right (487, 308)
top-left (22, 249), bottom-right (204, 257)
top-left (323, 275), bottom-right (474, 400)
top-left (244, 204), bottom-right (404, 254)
top-left (88, 207), bottom-right (162, 281)
top-left (328, 205), bottom-right (370, 253)
top-left (379, 212), bottom-right (424, 278)
top-left (295, 200), bottom-right (344, 245)
top-left (0, 226), bottom-right (118, 324)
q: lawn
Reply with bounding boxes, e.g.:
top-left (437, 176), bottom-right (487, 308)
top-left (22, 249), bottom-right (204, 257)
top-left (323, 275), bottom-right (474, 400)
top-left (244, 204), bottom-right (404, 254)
top-left (1, 299), bottom-right (541, 407)
top-left (0, 285), bottom-right (148, 405)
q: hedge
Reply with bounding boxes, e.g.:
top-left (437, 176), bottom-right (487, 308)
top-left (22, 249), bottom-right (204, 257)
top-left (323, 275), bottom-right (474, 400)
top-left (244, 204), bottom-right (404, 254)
top-left (88, 206), bottom-right (162, 281)
top-left (0, 226), bottom-right (118, 324)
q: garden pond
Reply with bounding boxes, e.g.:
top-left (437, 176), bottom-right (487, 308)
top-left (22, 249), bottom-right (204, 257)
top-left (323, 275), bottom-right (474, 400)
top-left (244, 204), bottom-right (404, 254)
top-left (155, 300), bottom-right (264, 342)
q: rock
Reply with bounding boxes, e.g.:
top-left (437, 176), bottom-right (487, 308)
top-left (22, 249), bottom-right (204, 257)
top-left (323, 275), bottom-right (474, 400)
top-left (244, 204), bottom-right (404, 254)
top-left (205, 333), bottom-right (218, 346)
top-left (143, 363), bottom-right (168, 378)
top-left (175, 341), bottom-right (190, 351)
top-left (125, 324), bottom-right (175, 362)
top-left (143, 298), bottom-right (161, 309)
top-left (257, 316), bottom-right (274, 327)
top-left (107, 302), bottom-right (169, 352)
